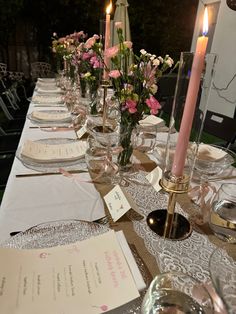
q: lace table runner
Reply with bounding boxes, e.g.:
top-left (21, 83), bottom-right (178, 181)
top-left (125, 172), bottom-right (216, 283)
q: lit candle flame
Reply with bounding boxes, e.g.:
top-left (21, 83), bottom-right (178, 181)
top-left (106, 1), bottom-right (112, 14)
top-left (202, 7), bottom-right (208, 36)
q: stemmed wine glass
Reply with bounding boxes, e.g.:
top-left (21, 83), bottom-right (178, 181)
top-left (188, 144), bottom-right (235, 223)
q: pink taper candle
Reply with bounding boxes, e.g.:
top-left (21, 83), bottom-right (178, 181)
top-left (171, 7), bottom-right (209, 177)
top-left (103, 2), bottom-right (112, 80)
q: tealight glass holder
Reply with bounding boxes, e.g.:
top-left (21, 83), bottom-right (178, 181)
top-left (147, 52), bottom-right (218, 240)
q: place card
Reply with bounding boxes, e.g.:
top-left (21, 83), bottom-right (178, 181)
top-left (31, 110), bottom-right (71, 122)
top-left (76, 125), bottom-right (87, 139)
top-left (146, 166), bottom-right (163, 192)
top-left (21, 140), bottom-right (87, 162)
top-left (104, 185), bottom-right (140, 222)
top-left (0, 230), bottom-right (140, 314)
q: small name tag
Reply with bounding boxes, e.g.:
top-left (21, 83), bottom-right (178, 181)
top-left (146, 166), bottom-right (163, 192)
top-left (76, 125), bottom-right (87, 139)
top-left (104, 185), bottom-right (139, 222)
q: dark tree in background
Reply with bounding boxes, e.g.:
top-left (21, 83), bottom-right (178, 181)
top-left (0, 0), bottom-right (198, 76)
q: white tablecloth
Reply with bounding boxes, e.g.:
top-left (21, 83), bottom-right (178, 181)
top-left (0, 92), bottom-right (105, 242)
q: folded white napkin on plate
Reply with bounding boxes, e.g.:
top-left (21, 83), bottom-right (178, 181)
top-left (32, 95), bottom-right (63, 104)
top-left (21, 140), bottom-right (87, 162)
top-left (37, 87), bottom-right (62, 94)
top-left (31, 110), bottom-right (71, 122)
top-left (139, 115), bottom-right (165, 127)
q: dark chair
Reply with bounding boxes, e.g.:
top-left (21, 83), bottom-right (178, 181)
top-left (0, 132), bottom-right (21, 154)
top-left (0, 154), bottom-right (15, 189)
top-left (203, 110), bottom-right (236, 149)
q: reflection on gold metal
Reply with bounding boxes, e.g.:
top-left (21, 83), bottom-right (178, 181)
top-left (210, 212), bottom-right (236, 230)
top-left (148, 171), bottom-right (192, 240)
top-left (146, 210), bottom-right (192, 241)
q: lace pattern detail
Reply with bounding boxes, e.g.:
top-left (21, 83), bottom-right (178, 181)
top-left (125, 172), bottom-right (216, 282)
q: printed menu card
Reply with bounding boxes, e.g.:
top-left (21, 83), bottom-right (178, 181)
top-left (0, 230), bottom-right (140, 314)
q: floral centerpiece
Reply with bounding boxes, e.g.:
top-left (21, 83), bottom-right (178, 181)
top-left (105, 23), bottom-right (175, 168)
top-left (51, 31), bottom-right (86, 78)
top-left (72, 34), bottom-right (103, 112)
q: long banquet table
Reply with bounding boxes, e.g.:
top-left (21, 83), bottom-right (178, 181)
top-left (1, 79), bottom-right (236, 312)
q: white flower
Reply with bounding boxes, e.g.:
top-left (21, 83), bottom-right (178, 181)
top-left (165, 57), bottom-right (174, 67)
top-left (84, 72), bottom-right (91, 78)
top-left (140, 49), bottom-right (147, 55)
top-left (146, 53), bottom-right (151, 57)
top-left (153, 58), bottom-right (160, 66)
top-left (158, 56), bottom-right (164, 63)
top-left (150, 56), bottom-right (155, 61)
top-left (150, 84), bottom-right (158, 94)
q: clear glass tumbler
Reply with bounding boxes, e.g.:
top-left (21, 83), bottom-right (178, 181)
top-left (141, 272), bottom-right (213, 314)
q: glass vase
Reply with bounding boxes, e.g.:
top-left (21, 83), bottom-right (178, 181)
top-left (117, 120), bottom-right (136, 171)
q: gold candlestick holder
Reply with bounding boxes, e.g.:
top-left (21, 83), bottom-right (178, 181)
top-left (147, 171), bottom-right (192, 240)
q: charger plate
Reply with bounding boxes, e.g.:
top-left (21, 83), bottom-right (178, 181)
top-left (16, 138), bottom-right (87, 172)
top-left (27, 110), bottom-right (72, 125)
top-left (1, 220), bottom-right (150, 314)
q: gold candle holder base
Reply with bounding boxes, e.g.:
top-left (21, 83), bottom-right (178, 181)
top-left (147, 210), bottom-right (191, 240)
top-left (147, 171), bottom-right (192, 241)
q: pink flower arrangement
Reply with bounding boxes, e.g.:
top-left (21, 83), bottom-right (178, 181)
top-left (109, 70), bottom-right (121, 79)
top-left (124, 99), bottom-right (137, 114)
top-left (104, 45), bottom-right (119, 59)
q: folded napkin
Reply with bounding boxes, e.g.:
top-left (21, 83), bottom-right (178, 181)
top-left (32, 95), bottom-right (64, 104)
top-left (139, 115), bottom-right (165, 127)
top-left (37, 87), bottom-right (62, 94)
top-left (31, 110), bottom-right (71, 122)
top-left (38, 78), bottom-right (56, 83)
top-left (21, 140), bottom-right (87, 163)
top-left (196, 143), bottom-right (227, 161)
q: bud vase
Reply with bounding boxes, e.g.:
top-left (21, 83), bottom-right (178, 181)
top-left (117, 120), bottom-right (136, 171)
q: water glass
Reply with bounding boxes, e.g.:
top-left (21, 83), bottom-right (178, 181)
top-left (209, 183), bottom-right (236, 242)
top-left (209, 244), bottom-right (236, 314)
top-left (136, 124), bottom-right (158, 153)
top-left (141, 272), bottom-right (213, 314)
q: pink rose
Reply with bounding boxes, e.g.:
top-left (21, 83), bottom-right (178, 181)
top-left (104, 45), bottom-right (119, 58)
top-left (115, 21), bottom-right (123, 29)
top-left (90, 56), bottom-right (102, 68)
top-left (82, 52), bottom-right (91, 60)
top-left (145, 96), bottom-right (161, 115)
top-left (124, 99), bottom-right (137, 114)
top-left (109, 70), bottom-right (121, 79)
top-left (124, 41), bottom-right (133, 49)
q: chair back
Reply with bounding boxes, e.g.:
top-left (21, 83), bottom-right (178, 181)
top-left (203, 110), bottom-right (236, 144)
top-left (31, 62), bottom-right (52, 80)
top-left (0, 63), bottom-right (7, 78)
